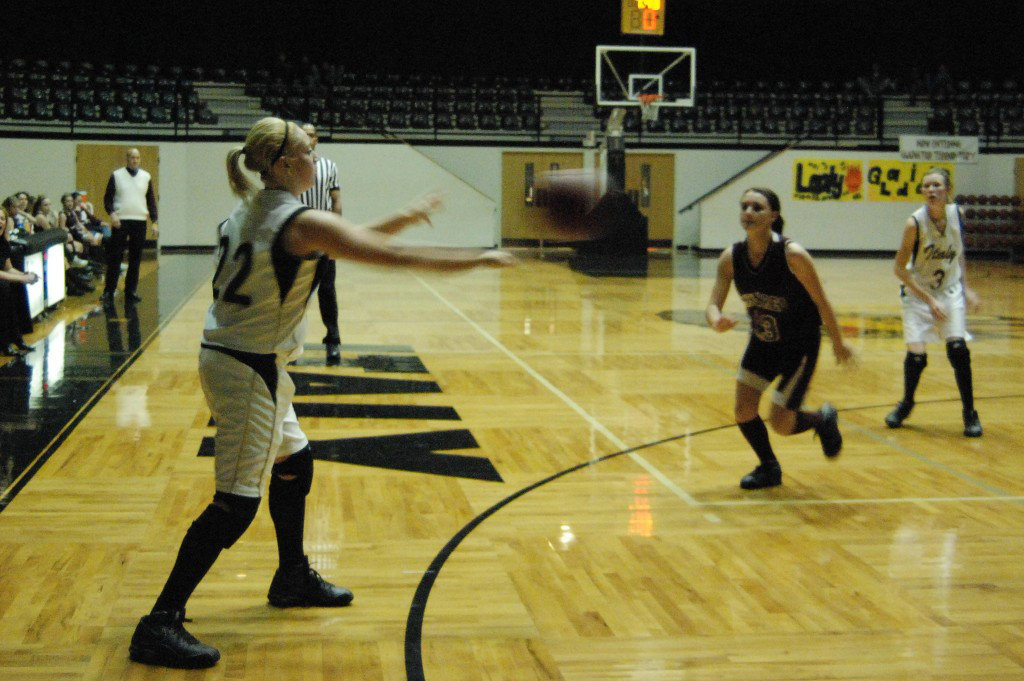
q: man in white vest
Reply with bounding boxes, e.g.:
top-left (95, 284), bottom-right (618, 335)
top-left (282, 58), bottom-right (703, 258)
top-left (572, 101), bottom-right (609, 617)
top-left (102, 148), bottom-right (158, 303)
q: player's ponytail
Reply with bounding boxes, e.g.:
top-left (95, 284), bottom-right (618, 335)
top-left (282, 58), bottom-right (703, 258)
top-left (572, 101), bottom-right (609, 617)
top-left (225, 117), bottom-right (292, 200)
top-left (746, 186), bottom-right (785, 234)
top-left (226, 147), bottom-right (254, 199)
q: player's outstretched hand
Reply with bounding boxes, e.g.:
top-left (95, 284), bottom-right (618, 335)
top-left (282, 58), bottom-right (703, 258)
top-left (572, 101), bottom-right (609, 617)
top-left (833, 340), bottom-right (856, 366)
top-left (405, 193), bottom-right (444, 227)
top-left (711, 316), bottom-right (738, 333)
top-left (476, 250), bottom-right (516, 268)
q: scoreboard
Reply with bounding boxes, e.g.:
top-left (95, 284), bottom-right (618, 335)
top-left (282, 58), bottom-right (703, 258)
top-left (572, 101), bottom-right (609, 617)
top-left (621, 0), bottom-right (665, 36)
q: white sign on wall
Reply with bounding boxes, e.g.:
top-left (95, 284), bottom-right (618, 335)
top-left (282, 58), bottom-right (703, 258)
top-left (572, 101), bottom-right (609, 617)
top-left (898, 135), bottom-right (979, 164)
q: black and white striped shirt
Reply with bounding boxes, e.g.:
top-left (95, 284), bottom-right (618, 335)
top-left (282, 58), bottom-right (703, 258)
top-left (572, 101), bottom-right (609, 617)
top-left (298, 154), bottom-right (340, 212)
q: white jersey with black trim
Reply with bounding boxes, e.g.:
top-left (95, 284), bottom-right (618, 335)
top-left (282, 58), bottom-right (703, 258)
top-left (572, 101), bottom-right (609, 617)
top-left (905, 202), bottom-right (964, 296)
top-left (203, 190), bottom-right (319, 357)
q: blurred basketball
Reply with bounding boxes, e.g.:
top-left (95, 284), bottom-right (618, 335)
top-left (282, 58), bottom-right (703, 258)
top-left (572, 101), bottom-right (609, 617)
top-left (538, 169), bottom-right (602, 238)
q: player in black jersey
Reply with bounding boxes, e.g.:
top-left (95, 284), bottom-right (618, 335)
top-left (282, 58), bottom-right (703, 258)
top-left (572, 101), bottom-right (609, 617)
top-left (706, 188), bottom-right (854, 489)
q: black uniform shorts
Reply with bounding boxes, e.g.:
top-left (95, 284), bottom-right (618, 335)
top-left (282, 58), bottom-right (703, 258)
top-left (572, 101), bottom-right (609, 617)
top-left (737, 333), bottom-right (821, 411)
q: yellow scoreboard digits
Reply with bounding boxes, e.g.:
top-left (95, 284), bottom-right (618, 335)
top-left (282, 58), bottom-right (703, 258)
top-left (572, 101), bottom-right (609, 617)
top-left (621, 0), bottom-right (665, 36)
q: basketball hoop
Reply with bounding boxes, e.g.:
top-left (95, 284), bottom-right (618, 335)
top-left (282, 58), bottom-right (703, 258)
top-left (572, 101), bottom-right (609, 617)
top-left (638, 94), bottom-right (662, 122)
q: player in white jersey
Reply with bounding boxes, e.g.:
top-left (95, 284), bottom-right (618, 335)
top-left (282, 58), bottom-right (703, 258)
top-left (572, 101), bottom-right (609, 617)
top-left (884, 167), bottom-right (983, 437)
top-left (129, 117), bottom-right (514, 670)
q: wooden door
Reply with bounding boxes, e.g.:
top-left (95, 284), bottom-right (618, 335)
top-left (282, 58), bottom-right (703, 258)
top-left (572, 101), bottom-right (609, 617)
top-left (75, 144), bottom-right (160, 240)
top-left (624, 152), bottom-right (674, 243)
top-left (501, 151), bottom-right (585, 241)
top-left (1015, 157), bottom-right (1024, 200)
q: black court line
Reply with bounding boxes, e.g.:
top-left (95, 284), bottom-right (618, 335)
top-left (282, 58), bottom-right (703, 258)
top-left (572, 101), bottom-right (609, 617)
top-left (402, 422), bottom-right (733, 681)
top-left (402, 393), bottom-right (1024, 680)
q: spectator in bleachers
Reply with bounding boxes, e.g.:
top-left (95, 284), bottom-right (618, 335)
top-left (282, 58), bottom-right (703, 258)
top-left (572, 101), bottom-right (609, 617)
top-left (32, 195), bottom-right (59, 230)
top-left (73, 191), bottom-right (111, 239)
top-left (3, 195), bottom-right (34, 238)
top-left (59, 193), bottom-right (104, 247)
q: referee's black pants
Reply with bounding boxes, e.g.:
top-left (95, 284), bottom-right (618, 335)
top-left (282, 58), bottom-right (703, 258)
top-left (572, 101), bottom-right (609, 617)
top-left (316, 255), bottom-right (340, 344)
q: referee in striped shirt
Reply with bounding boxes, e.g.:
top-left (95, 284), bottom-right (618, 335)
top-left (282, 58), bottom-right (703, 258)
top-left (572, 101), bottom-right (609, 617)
top-left (299, 123), bottom-right (343, 364)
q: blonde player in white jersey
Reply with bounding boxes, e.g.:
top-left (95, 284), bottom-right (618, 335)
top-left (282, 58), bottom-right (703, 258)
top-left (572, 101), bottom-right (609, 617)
top-left (884, 167), bottom-right (982, 437)
top-left (129, 117), bottom-right (514, 670)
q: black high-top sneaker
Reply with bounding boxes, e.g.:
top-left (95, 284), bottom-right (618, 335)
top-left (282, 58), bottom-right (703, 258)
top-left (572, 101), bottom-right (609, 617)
top-left (885, 400), bottom-right (914, 428)
top-left (129, 608), bottom-right (219, 669)
top-left (740, 463), bottom-right (782, 490)
top-left (963, 409), bottom-right (983, 437)
top-left (267, 555), bottom-right (354, 608)
top-left (814, 404), bottom-right (843, 457)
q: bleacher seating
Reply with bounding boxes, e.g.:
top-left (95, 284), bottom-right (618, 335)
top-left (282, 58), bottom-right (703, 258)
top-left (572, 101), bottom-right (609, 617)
top-left (958, 194), bottom-right (1024, 259)
top-left (1, 57), bottom-right (216, 128)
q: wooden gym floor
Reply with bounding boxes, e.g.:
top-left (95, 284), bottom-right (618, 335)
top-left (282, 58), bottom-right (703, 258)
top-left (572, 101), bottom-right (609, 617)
top-left (1, 250), bottom-right (1023, 680)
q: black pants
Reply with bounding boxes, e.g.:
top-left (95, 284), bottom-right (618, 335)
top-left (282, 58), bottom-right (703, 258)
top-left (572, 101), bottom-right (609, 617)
top-left (315, 256), bottom-right (340, 344)
top-left (0, 281), bottom-right (25, 347)
top-left (104, 219), bottom-right (147, 295)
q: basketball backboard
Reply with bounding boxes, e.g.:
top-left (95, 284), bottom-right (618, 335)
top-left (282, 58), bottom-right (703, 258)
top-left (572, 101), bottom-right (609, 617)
top-left (595, 45), bottom-right (696, 108)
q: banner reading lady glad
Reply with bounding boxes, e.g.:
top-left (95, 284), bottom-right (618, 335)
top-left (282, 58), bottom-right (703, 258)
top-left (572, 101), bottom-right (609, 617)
top-left (867, 161), bottom-right (954, 201)
top-left (792, 159), bottom-right (863, 201)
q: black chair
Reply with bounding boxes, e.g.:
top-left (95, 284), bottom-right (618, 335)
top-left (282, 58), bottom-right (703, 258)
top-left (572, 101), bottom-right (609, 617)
top-left (103, 104), bottom-right (125, 122)
top-left (137, 90), bottom-right (158, 107)
top-left (78, 103), bottom-right (101, 121)
top-left (500, 114), bottom-right (522, 131)
top-left (670, 117), bottom-right (691, 133)
top-left (8, 102), bottom-right (30, 119)
top-left (116, 89), bottom-right (138, 106)
top-left (387, 112), bottom-right (410, 128)
top-left (30, 101), bottom-right (55, 120)
top-left (195, 107), bottom-right (217, 125)
top-left (74, 88), bottom-right (95, 105)
top-left (959, 118), bottom-right (979, 135)
top-left (410, 113), bottom-right (432, 129)
top-left (148, 106), bottom-right (172, 124)
top-left (855, 119), bottom-right (875, 135)
top-left (55, 102), bottom-right (73, 121)
top-left (127, 104), bottom-right (148, 124)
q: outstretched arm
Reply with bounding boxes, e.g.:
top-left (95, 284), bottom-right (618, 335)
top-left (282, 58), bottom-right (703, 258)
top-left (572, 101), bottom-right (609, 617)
top-left (282, 197), bottom-right (513, 272)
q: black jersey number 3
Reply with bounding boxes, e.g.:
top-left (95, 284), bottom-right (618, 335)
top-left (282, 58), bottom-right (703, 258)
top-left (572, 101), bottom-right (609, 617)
top-left (212, 236), bottom-right (254, 306)
top-left (751, 310), bottom-right (781, 342)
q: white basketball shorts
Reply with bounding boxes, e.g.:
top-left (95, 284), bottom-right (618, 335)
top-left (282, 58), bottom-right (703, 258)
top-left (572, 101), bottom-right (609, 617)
top-left (900, 286), bottom-right (972, 345)
top-left (199, 345), bottom-right (310, 498)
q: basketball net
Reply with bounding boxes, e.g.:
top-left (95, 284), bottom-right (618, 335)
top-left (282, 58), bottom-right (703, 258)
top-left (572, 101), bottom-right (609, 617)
top-left (637, 94), bottom-right (662, 122)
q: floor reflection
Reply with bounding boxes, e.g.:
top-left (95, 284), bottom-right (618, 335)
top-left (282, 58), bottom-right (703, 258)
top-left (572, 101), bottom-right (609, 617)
top-left (0, 253), bottom-right (212, 510)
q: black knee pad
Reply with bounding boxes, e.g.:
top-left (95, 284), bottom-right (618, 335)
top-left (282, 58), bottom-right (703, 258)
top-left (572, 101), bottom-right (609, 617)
top-left (906, 352), bottom-right (927, 370)
top-left (189, 491), bottom-right (260, 550)
top-left (270, 445), bottom-right (314, 499)
top-left (946, 339), bottom-right (969, 364)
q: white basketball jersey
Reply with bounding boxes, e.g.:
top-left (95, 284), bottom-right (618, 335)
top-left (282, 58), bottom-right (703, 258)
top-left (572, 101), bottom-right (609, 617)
top-left (203, 190), bottom-right (319, 357)
top-left (906, 203), bottom-right (963, 295)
